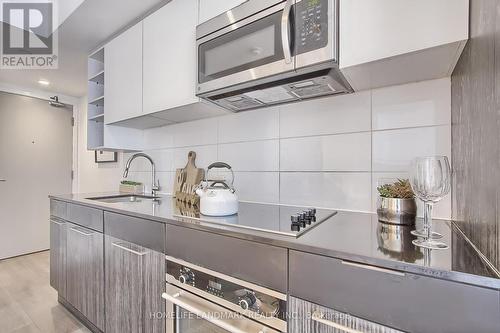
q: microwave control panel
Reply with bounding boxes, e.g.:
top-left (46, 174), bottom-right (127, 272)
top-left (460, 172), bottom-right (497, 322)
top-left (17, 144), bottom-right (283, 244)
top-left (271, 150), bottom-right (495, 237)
top-left (295, 0), bottom-right (329, 55)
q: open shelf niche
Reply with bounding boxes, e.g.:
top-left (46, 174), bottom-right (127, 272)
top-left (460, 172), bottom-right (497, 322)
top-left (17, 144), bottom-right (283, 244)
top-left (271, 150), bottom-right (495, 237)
top-left (87, 47), bottom-right (105, 149)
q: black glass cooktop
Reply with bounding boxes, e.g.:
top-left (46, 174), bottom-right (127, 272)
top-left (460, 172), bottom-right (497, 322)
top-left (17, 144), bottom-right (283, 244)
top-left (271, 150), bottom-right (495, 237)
top-left (173, 201), bottom-right (337, 238)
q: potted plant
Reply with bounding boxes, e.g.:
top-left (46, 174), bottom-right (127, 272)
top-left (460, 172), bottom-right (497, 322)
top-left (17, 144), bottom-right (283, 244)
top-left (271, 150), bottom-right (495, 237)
top-left (377, 179), bottom-right (417, 225)
top-left (120, 180), bottom-right (145, 194)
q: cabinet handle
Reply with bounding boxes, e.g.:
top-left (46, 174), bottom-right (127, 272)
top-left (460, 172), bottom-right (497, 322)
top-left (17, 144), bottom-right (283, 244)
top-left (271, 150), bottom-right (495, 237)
top-left (281, 0), bottom-right (293, 64)
top-left (311, 311), bottom-right (363, 333)
top-left (341, 260), bottom-right (405, 277)
top-left (0, 179), bottom-right (6, 182)
top-left (69, 227), bottom-right (93, 236)
top-left (51, 219), bottom-right (66, 226)
top-left (111, 242), bottom-right (149, 256)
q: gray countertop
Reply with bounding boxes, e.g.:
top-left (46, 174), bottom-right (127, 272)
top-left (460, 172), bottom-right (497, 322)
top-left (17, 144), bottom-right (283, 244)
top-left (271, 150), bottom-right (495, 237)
top-left (50, 192), bottom-right (500, 290)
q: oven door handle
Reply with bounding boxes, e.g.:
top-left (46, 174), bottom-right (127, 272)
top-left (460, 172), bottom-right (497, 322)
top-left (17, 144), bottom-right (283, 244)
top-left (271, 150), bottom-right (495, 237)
top-left (281, 0), bottom-right (293, 64)
top-left (162, 286), bottom-right (280, 333)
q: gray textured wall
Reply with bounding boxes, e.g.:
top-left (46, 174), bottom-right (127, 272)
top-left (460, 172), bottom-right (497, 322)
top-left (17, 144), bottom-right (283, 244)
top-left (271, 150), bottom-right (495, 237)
top-left (451, 0), bottom-right (500, 270)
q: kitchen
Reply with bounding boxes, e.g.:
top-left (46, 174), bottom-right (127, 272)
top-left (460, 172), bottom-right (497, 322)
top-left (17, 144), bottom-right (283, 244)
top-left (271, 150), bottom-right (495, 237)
top-left (0, 0), bottom-right (499, 333)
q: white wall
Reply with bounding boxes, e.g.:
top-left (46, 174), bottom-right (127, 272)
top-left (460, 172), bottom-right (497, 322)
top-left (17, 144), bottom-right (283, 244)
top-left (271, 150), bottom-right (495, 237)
top-left (117, 78), bottom-right (452, 218)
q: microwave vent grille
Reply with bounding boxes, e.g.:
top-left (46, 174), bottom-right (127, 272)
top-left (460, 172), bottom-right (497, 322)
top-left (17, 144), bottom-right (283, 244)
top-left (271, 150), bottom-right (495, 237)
top-left (225, 96), bottom-right (263, 110)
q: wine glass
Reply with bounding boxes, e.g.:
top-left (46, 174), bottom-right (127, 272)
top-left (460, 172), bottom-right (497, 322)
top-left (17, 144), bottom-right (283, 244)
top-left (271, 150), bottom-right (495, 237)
top-left (409, 156), bottom-right (451, 250)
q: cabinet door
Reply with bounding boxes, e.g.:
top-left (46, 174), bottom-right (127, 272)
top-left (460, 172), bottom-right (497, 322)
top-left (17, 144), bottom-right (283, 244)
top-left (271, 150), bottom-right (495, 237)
top-left (198, 0), bottom-right (247, 24)
top-left (143, 0), bottom-right (198, 115)
top-left (339, 0), bottom-right (469, 68)
top-left (105, 235), bottom-right (165, 333)
top-left (105, 22), bottom-right (143, 124)
top-left (49, 218), bottom-right (66, 298)
top-left (288, 296), bottom-right (404, 333)
top-left (66, 223), bottom-right (104, 331)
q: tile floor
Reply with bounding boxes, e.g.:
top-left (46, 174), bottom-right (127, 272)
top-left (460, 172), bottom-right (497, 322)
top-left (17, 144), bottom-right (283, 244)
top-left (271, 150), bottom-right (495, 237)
top-left (0, 251), bottom-right (90, 333)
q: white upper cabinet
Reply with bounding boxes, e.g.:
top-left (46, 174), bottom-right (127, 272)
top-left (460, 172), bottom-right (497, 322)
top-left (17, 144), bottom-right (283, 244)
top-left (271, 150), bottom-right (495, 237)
top-left (198, 0), bottom-right (247, 24)
top-left (105, 22), bottom-right (143, 124)
top-left (340, 0), bottom-right (469, 91)
top-left (143, 0), bottom-right (198, 115)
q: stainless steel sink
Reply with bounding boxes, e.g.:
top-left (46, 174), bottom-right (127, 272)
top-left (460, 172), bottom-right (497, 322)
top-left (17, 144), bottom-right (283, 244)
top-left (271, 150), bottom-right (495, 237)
top-left (86, 194), bottom-right (160, 204)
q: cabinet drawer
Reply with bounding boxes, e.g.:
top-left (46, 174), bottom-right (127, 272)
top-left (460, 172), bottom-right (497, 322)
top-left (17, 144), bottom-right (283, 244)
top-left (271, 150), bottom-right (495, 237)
top-left (166, 224), bottom-right (287, 293)
top-left (67, 203), bottom-right (103, 232)
top-left (104, 212), bottom-right (165, 253)
top-left (289, 251), bottom-right (500, 333)
top-left (50, 199), bottom-right (67, 220)
top-left (289, 296), bottom-right (403, 333)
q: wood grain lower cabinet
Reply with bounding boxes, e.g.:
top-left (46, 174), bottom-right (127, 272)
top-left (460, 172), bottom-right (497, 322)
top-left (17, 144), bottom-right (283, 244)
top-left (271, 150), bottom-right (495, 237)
top-left (66, 222), bottom-right (105, 331)
top-left (105, 235), bottom-right (165, 333)
top-left (50, 218), bottom-right (66, 298)
top-left (288, 296), bottom-right (403, 333)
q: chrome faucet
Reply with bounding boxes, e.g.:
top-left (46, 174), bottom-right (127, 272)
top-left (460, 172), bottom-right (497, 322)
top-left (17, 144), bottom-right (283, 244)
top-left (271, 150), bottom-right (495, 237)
top-left (123, 153), bottom-right (160, 195)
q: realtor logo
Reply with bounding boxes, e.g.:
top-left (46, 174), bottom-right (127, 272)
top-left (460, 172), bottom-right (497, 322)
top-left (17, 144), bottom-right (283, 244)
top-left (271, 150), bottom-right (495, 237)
top-left (1, 1), bottom-right (58, 69)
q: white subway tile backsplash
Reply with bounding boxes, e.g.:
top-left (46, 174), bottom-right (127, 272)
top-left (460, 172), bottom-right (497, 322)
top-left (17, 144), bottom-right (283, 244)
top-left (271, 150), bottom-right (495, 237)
top-left (218, 107), bottom-right (279, 143)
top-left (128, 78), bottom-right (451, 215)
top-left (372, 78), bottom-right (451, 130)
top-left (279, 91), bottom-right (371, 138)
top-left (218, 140), bottom-right (279, 171)
top-left (159, 171), bottom-right (176, 195)
top-left (172, 118), bottom-right (218, 147)
top-left (173, 145), bottom-right (217, 170)
top-left (372, 125), bottom-right (451, 172)
top-left (123, 150), bottom-right (173, 172)
top-left (280, 132), bottom-right (371, 172)
top-left (143, 126), bottom-right (174, 150)
top-left (280, 172), bottom-right (372, 211)
top-left (234, 172), bottom-right (279, 204)
top-left (145, 150), bottom-right (174, 172)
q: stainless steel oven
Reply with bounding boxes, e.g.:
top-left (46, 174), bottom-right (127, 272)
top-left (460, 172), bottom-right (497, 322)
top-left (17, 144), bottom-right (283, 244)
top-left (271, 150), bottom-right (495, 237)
top-left (196, 0), bottom-right (352, 111)
top-left (162, 256), bottom-right (287, 333)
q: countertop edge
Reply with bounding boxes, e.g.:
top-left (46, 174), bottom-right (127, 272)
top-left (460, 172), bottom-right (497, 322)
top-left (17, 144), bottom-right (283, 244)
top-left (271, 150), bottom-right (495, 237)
top-left (49, 195), bottom-right (500, 290)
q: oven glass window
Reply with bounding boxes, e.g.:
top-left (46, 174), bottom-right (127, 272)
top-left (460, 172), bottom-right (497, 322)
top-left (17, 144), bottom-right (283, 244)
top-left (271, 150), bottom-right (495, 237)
top-left (176, 307), bottom-right (230, 333)
top-left (198, 11), bottom-right (287, 83)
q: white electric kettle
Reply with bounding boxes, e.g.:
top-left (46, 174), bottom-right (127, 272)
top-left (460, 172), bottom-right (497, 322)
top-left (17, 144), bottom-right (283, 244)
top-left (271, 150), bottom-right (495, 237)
top-left (195, 162), bottom-right (238, 216)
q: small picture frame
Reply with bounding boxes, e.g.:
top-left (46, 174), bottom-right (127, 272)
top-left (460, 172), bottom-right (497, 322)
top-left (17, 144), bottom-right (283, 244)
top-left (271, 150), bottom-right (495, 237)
top-left (95, 150), bottom-right (117, 163)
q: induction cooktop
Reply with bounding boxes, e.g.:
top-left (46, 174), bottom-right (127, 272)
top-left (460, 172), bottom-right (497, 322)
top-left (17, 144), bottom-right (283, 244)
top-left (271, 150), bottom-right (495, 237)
top-left (173, 201), bottom-right (337, 238)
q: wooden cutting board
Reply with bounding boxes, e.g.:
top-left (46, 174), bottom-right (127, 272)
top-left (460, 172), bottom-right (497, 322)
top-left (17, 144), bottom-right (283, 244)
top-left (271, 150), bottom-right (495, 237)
top-left (174, 151), bottom-right (204, 205)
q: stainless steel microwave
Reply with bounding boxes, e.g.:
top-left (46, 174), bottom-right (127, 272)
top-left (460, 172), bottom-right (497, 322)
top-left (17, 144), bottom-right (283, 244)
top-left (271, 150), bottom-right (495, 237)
top-left (196, 0), bottom-right (352, 112)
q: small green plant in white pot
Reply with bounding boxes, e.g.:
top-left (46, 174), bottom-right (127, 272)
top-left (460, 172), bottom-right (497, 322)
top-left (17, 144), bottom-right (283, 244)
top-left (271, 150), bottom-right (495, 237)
top-left (377, 179), bottom-right (417, 225)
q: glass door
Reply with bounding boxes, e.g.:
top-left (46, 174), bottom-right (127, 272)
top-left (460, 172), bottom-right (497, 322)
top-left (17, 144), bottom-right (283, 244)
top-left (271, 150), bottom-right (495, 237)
top-left (163, 283), bottom-right (281, 333)
top-left (197, 2), bottom-right (295, 91)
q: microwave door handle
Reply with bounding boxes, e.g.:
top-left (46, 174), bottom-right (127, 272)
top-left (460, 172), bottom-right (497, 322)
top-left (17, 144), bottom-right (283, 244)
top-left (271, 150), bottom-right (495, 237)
top-left (281, 0), bottom-right (293, 64)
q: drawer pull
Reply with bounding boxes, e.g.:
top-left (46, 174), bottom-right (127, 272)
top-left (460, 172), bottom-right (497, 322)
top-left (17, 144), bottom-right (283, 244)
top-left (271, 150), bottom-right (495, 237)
top-left (312, 311), bottom-right (363, 333)
top-left (341, 260), bottom-right (405, 277)
top-left (69, 227), bottom-right (93, 236)
top-left (111, 242), bottom-right (149, 256)
top-left (51, 219), bottom-right (65, 226)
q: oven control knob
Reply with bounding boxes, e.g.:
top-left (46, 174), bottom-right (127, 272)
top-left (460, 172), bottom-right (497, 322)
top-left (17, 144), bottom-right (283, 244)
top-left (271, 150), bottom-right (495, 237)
top-left (179, 271), bottom-right (194, 284)
top-left (238, 293), bottom-right (256, 310)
